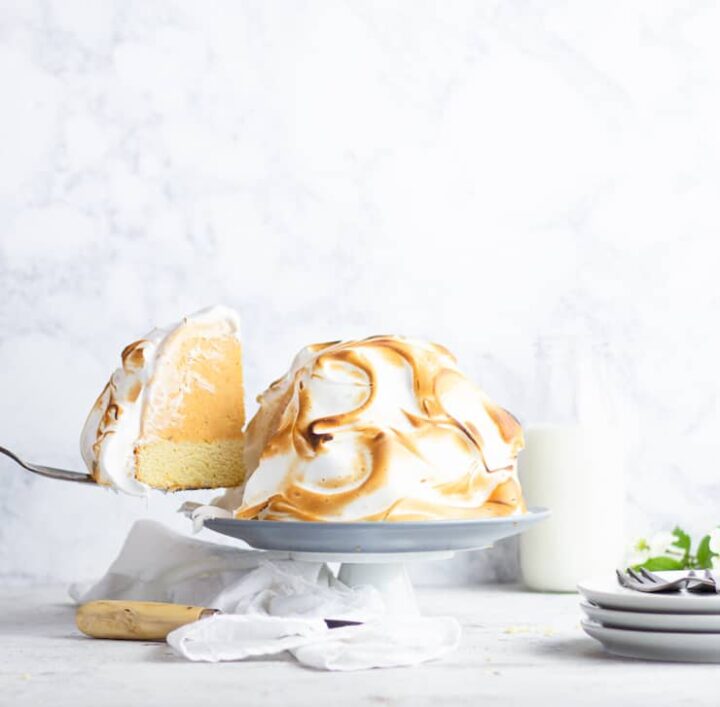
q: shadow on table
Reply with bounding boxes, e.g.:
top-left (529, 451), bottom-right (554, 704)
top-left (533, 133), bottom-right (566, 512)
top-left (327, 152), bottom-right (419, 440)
top-left (60, 632), bottom-right (296, 665)
top-left (530, 636), bottom-right (642, 664)
top-left (143, 647), bottom-right (297, 665)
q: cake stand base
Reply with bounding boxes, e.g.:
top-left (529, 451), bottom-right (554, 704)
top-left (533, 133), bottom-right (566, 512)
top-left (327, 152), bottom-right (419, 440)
top-left (290, 550), bottom-right (460, 615)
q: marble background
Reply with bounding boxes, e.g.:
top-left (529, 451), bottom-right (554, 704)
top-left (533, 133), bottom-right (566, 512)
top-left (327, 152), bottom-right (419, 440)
top-left (1, 0), bottom-right (719, 585)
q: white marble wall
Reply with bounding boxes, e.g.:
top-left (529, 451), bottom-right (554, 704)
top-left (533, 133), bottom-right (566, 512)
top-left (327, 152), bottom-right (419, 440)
top-left (1, 0), bottom-right (720, 585)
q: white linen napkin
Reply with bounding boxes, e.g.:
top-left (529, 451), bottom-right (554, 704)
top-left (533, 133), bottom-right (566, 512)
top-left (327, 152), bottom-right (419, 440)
top-left (70, 520), bottom-right (461, 670)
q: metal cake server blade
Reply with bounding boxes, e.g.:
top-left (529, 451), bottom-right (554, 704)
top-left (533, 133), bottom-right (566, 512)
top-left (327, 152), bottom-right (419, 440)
top-left (0, 445), bottom-right (94, 483)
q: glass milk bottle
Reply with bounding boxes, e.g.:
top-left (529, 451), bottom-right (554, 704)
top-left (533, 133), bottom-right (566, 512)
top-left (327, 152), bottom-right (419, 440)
top-left (519, 335), bottom-right (627, 592)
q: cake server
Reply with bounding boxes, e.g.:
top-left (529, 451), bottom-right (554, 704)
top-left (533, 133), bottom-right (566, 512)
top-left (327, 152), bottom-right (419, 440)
top-left (0, 445), bottom-right (94, 483)
top-left (76, 600), bottom-right (361, 641)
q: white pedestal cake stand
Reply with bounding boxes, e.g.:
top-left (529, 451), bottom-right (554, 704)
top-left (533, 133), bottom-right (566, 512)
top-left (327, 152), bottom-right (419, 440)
top-left (204, 508), bottom-right (549, 615)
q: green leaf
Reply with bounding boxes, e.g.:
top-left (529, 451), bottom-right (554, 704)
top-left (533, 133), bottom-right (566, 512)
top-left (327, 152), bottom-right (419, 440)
top-left (672, 526), bottom-right (691, 556)
top-left (635, 556), bottom-right (685, 571)
top-left (696, 535), bottom-right (714, 569)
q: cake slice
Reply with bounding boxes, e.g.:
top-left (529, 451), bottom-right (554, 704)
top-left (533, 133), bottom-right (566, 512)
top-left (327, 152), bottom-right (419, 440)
top-left (80, 306), bottom-right (245, 494)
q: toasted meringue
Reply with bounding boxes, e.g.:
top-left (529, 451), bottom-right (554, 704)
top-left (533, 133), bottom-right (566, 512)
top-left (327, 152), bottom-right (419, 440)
top-left (236, 336), bottom-right (525, 521)
top-left (80, 306), bottom-right (245, 494)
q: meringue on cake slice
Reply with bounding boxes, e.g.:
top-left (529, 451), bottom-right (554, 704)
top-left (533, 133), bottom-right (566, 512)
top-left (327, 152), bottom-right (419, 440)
top-left (80, 306), bottom-right (245, 494)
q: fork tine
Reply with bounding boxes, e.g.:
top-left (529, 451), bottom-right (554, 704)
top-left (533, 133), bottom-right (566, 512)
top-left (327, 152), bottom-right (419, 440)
top-left (617, 569), bottom-right (641, 587)
top-left (626, 567), bottom-right (645, 583)
top-left (704, 569), bottom-right (720, 594)
top-left (639, 568), bottom-right (663, 584)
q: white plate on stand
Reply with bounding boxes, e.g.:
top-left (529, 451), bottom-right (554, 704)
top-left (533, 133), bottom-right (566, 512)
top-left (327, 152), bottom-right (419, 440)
top-left (582, 620), bottom-right (720, 663)
top-left (204, 508), bottom-right (549, 554)
top-left (204, 508), bottom-right (549, 614)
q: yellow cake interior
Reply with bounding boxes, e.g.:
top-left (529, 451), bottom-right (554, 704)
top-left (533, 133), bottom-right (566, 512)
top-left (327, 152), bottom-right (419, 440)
top-left (135, 323), bottom-right (245, 490)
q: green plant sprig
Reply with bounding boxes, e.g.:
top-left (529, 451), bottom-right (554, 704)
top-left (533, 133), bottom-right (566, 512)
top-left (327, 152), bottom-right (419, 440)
top-left (632, 526), bottom-right (718, 571)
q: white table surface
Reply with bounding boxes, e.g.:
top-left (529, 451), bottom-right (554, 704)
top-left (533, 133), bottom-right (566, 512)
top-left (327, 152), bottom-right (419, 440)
top-left (2, 584), bottom-right (719, 706)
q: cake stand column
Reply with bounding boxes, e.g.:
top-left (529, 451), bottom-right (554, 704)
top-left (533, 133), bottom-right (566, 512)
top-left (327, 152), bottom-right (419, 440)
top-left (338, 562), bottom-right (418, 615)
top-left (290, 550), bottom-right (455, 616)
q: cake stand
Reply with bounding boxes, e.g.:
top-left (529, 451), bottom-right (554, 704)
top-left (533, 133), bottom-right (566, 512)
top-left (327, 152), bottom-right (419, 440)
top-left (204, 508), bottom-right (549, 615)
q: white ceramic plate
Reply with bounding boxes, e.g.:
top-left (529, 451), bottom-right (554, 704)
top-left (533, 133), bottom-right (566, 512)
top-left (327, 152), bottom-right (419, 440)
top-left (578, 572), bottom-right (720, 614)
top-left (581, 601), bottom-right (720, 632)
top-left (582, 619), bottom-right (720, 662)
top-left (204, 507), bottom-right (550, 554)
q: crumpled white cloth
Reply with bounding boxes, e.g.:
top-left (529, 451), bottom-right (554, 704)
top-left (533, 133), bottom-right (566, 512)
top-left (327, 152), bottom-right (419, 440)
top-left (70, 520), bottom-right (461, 671)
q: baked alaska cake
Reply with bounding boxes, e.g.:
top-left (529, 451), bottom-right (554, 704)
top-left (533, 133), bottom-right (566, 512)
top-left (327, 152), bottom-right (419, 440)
top-left (232, 336), bottom-right (525, 521)
top-left (81, 306), bottom-right (245, 495)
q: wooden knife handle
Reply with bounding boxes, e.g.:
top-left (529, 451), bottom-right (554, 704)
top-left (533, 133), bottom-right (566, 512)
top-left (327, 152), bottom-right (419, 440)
top-left (76, 600), bottom-right (218, 641)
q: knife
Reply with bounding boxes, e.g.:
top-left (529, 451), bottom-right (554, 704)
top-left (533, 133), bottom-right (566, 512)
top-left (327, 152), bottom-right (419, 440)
top-left (75, 600), bottom-right (360, 641)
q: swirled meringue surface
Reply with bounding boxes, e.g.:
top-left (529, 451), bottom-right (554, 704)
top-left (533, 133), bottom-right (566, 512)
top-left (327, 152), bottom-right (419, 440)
top-left (236, 336), bottom-right (525, 521)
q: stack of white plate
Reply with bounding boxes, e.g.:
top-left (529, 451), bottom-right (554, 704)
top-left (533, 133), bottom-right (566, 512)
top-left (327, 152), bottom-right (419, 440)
top-left (578, 571), bottom-right (720, 662)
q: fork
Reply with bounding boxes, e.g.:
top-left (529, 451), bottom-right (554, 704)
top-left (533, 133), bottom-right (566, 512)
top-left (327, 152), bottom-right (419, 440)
top-left (617, 568), bottom-right (720, 594)
top-left (686, 569), bottom-right (720, 594)
top-left (642, 568), bottom-right (720, 593)
top-left (616, 567), bottom-right (690, 593)
top-left (0, 445), bottom-right (94, 484)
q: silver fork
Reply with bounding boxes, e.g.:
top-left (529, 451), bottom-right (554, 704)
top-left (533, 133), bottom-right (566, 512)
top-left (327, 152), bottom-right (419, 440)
top-left (616, 568), bottom-right (689, 593)
top-left (0, 445), bottom-right (94, 483)
top-left (686, 569), bottom-right (720, 594)
top-left (618, 568), bottom-right (720, 594)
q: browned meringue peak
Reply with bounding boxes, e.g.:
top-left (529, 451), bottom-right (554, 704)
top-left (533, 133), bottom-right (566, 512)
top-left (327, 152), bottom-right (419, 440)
top-left (236, 335), bottom-right (525, 521)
